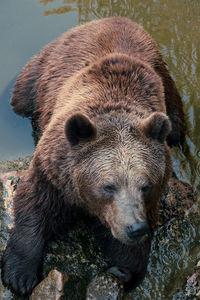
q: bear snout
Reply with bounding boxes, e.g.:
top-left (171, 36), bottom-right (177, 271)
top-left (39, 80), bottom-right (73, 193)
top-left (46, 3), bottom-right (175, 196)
top-left (126, 220), bottom-right (150, 242)
top-left (110, 220), bottom-right (150, 245)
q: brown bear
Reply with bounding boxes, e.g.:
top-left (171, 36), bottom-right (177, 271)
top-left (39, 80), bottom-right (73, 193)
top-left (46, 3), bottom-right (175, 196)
top-left (1, 17), bottom-right (185, 296)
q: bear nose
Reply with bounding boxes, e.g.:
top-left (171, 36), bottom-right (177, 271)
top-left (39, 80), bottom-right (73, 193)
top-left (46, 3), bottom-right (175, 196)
top-left (126, 221), bottom-right (150, 241)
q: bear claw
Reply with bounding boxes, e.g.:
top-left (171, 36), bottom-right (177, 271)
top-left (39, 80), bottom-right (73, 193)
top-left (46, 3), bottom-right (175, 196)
top-left (107, 266), bottom-right (132, 282)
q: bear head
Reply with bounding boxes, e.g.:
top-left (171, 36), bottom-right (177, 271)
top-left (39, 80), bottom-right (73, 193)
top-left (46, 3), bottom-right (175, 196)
top-left (64, 111), bottom-right (172, 245)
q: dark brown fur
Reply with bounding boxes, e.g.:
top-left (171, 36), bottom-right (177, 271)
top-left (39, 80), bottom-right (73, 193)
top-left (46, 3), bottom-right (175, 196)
top-left (2, 17), bottom-right (185, 296)
top-left (11, 17), bottom-right (185, 145)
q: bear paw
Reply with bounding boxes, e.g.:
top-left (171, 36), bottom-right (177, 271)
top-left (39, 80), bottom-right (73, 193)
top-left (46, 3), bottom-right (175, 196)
top-left (1, 247), bottom-right (39, 296)
top-left (107, 266), bottom-right (132, 282)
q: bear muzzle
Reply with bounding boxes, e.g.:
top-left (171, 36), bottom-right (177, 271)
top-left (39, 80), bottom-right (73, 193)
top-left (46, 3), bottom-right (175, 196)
top-left (126, 220), bottom-right (150, 242)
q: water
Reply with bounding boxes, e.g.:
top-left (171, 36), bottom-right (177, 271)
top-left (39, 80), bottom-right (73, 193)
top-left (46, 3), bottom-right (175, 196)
top-left (0, 1), bottom-right (200, 298)
top-left (0, 0), bottom-right (199, 190)
top-left (126, 216), bottom-right (200, 300)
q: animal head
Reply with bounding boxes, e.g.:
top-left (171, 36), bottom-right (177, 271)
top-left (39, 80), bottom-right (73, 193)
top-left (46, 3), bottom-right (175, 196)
top-left (65, 112), bottom-right (172, 244)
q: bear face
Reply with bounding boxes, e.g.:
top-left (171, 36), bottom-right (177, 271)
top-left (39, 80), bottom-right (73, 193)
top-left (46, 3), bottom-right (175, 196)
top-left (65, 111), bottom-right (172, 244)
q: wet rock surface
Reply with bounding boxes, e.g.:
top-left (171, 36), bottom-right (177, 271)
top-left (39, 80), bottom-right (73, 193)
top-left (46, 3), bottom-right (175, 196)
top-left (173, 266), bottom-right (200, 300)
top-left (86, 274), bottom-right (123, 300)
top-left (0, 157), bottom-right (200, 300)
top-left (159, 177), bottom-right (198, 225)
top-left (30, 270), bottom-right (68, 300)
top-left (0, 157), bottom-right (32, 174)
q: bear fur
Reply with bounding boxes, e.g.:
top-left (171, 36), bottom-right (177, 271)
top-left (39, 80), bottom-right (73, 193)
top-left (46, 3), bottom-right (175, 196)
top-left (2, 17), bottom-right (185, 296)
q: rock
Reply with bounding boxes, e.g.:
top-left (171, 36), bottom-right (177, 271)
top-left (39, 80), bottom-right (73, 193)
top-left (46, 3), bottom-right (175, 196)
top-left (0, 171), bottom-right (25, 300)
top-left (0, 157), bottom-right (199, 300)
top-left (0, 173), bottom-right (21, 232)
top-left (0, 156), bottom-right (32, 173)
top-left (0, 287), bottom-right (14, 300)
top-left (159, 177), bottom-right (199, 225)
top-left (86, 274), bottom-right (123, 300)
top-left (171, 256), bottom-right (200, 299)
top-left (172, 269), bottom-right (200, 299)
top-left (30, 269), bottom-right (68, 300)
top-left (185, 271), bottom-right (200, 298)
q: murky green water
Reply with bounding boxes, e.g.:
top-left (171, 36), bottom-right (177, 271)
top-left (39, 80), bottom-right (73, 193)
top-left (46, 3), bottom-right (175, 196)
top-left (0, 1), bottom-right (200, 299)
top-left (127, 216), bottom-right (200, 300)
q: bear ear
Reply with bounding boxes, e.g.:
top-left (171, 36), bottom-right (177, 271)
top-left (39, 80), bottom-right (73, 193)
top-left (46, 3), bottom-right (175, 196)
top-left (141, 112), bottom-right (171, 143)
top-left (65, 114), bottom-right (97, 146)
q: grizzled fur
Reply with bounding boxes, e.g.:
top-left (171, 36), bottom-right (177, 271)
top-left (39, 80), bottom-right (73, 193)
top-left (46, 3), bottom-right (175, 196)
top-left (2, 17), bottom-right (185, 296)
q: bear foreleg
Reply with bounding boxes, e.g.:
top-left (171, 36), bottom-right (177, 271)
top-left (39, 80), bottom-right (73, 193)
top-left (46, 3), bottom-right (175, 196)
top-left (90, 219), bottom-right (151, 289)
top-left (107, 237), bottom-right (151, 289)
top-left (1, 168), bottom-right (68, 296)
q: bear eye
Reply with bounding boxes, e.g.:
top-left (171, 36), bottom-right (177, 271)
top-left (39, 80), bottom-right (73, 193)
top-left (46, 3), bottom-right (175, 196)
top-left (141, 182), bottom-right (152, 195)
top-left (102, 184), bottom-right (116, 195)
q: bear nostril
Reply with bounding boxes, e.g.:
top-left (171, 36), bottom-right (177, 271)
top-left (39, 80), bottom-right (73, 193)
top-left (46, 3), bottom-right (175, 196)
top-left (126, 221), bottom-right (150, 241)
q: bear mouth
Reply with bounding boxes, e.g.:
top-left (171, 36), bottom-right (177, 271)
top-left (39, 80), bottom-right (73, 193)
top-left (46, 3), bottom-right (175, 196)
top-left (111, 226), bottom-right (150, 245)
top-left (124, 233), bottom-right (150, 245)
